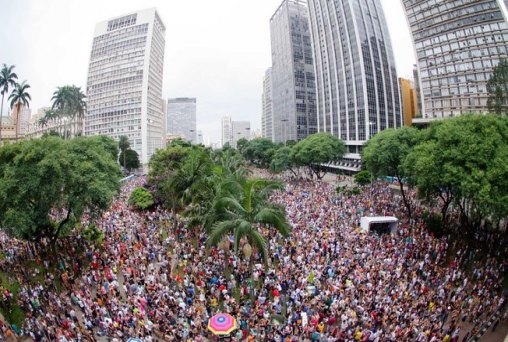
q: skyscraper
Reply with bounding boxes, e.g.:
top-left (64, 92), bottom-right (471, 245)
top-left (308, 0), bottom-right (402, 169)
top-left (167, 98), bottom-right (197, 144)
top-left (261, 68), bottom-right (274, 141)
top-left (270, 0), bottom-right (317, 144)
top-left (401, 0), bottom-right (508, 118)
top-left (85, 8), bottom-right (166, 165)
top-left (221, 116), bottom-right (232, 148)
top-left (232, 121), bottom-right (251, 148)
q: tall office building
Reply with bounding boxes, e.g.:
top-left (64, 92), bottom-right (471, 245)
top-left (85, 8), bottom-right (166, 164)
top-left (270, 0), bottom-right (317, 143)
top-left (232, 121), bottom-right (251, 148)
top-left (221, 116), bottom-right (232, 148)
top-left (399, 78), bottom-right (418, 126)
top-left (261, 68), bottom-right (274, 141)
top-left (308, 0), bottom-right (402, 170)
top-left (401, 0), bottom-right (508, 118)
top-left (167, 98), bottom-right (197, 144)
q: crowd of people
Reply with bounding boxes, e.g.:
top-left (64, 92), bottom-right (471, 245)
top-left (0, 174), bottom-right (506, 341)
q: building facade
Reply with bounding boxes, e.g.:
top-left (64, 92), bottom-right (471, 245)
top-left (232, 121), bottom-right (251, 149)
top-left (401, 0), bottom-right (508, 118)
top-left (261, 67), bottom-right (274, 141)
top-left (270, 0), bottom-right (317, 144)
top-left (221, 116), bottom-right (232, 148)
top-left (84, 8), bottom-right (166, 165)
top-left (167, 98), bottom-right (197, 144)
top-left (308, 0), bottom-right (402, 170)
top-left (399, 78), bottom-right (418, 126)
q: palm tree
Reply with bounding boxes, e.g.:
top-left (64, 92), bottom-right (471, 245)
top-left (49, 85), bottom-right (86, 138)
top-left (0, 64), bottom-right (18, 144)
top-left (9, 81), bottom-right (31, 141)
top-left (207, 178), bottom-right (290, 264)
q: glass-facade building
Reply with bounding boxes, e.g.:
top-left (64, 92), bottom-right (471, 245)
top-left (167, 98), bottom-right (197, 144)
top-left (270, 0), bottom-right (317, 143)
top-left (85, 8), bottom-right (166, 164)
top-left (308, 0), bottom-right (402, 169)
top-left (261, 68), bottom-right (274, 141)
top-left (401, 0), bottom-right (508, 118)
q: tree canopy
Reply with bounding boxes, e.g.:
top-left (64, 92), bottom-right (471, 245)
top-left (362, 127), bottom-right (420, 218)
top-left (0, 136), bottom-right (121, 243)
top-left (405, 115), bottom-right (508, 231)
top-left (290, 133), bottom-right (346, 180)
top-left (119, 149), bottom-right (140, 171)
top-left (241, 138), bottom-right (277, 168)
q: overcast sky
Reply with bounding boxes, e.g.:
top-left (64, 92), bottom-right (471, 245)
top-left (0, 0), bottom-right (415, 143)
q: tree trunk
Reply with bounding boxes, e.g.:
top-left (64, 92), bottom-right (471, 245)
top-left (397, 176), bottom-right (412, 219)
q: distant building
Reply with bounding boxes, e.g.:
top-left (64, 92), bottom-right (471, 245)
top-left (84, 8), bottom-right (166, 165)
top-left (308, 0), bottom-right (402, 171)
top-left (401, 0), bottom-right (508, 118)
top-left (270, 0), bottom-right (317, 143)
top-left (232, 121), bottom-right (251, 148)
top-left (167, 98), bottom-right (197, 144)
top-left (261, 67), bottom-right (273, 141)
top-left (399, 78), bottom-right (418, 126)
top-left (197, 130), bottom-right (204, 145)
top-left (0, 116), bottom-right (16, 143)
top-left (221, 116), bottom-right (232, 147)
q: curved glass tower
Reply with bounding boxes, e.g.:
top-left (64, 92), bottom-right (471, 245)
top-left (307, 0), bottom-right (402, 169)
top-left (401, 0), bottom-right (508, 118)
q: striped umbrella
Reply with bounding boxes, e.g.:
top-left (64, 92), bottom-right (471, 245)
top-left (207, 313), bottom-right (238, 336)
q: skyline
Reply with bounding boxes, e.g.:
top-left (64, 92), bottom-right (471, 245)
top-left (0, 0), bottom-right (416, 144)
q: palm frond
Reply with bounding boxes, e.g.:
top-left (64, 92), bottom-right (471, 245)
top-left (207, 220), bottom-right (237, 247)
top-left (254, 207), bottom-right (291, 237)
top-left (247, 229), bottom-right (268, 264)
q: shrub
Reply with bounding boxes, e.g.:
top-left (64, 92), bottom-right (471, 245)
top-left (129, 187), bottom-right (154, 210)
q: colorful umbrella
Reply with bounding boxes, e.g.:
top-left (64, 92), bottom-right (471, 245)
top-left (208, 313), bottom-right (238, 336)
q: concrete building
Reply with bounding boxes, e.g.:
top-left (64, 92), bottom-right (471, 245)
top-left (261, 67), bottom-right (274, 141)
top-left (413, 64), bottom-right (423, 117)
top-left (232, 121), bottom-right (251, 149)
top-left (401, 0), bottom-right (508, 118)
top-left (0, 116), bottom-right (16, 143)
top-left (308, 0), bottom-right (402, 171)
top-left (84, 8), bottom-right (166, 165)
top-left (167, 98), bottom-right (197, 144)
top-left (221, 116), bottom-right (232, 148)
top-left (399, 78), bottom-right (418, 126)
top-left (270, 0), bottom-right (317, 143)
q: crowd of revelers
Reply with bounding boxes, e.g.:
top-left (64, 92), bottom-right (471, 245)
top-left (0, 174), bottom-right (506, 341)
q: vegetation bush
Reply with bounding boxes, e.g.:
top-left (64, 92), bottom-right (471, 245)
top-left (129, 187), bottom-right (154, 210)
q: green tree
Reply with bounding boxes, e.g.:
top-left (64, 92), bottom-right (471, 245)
top-left (236, 138), bottom-right (249, 155)
top-left (0, 64), bottom-right (18, 144)
top-left (0, 136), bottom-right (120, 246)
top-left (242, 138), bottom-right (276, 168)
top-left (8, 80), bottom-right (31, 141)
top-left (354, 170), bottom-right (372, 186)
top-left (406, 115), bottom-right (508, 231)
top-left (129, 187), bottom-right (154, 210)
top-left (118, 135), bottom-right (130, 167)
top-left (362, 127), bottom-right (419, 218)
top-left (269, 146), bottom-right (296, 175)
top-left (48, 85), bottom-right (86, 138)
top-left (290, 133), bottom-right (346, 180)
top-left (487, 58), bottom-right (508, 116)
top-left (119, 149), bottom-right (140, 171)
top-left (207, 178), bottom-right (290, 266)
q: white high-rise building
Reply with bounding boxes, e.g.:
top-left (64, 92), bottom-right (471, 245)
top-left (167, 98), bottom-right (197, 144)
top-left (232, 121), bottom-right (251, 148)
top-left (401, 0), bottom-right (508, 118)
top-left (221, 116), bottom-right (232, 148)
top-left (261, 68), bottom-right (274, 141)
top-left (85, 8), bottom-right (166, 164)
